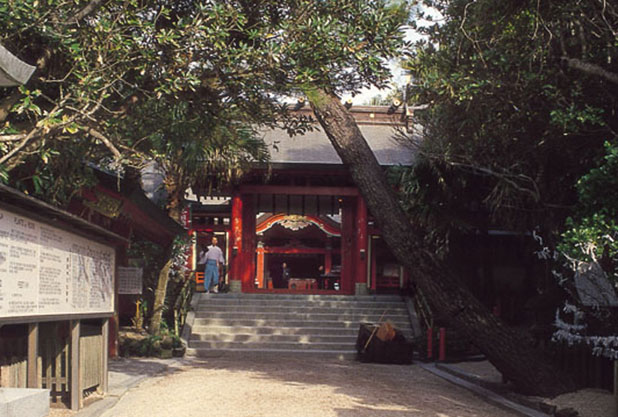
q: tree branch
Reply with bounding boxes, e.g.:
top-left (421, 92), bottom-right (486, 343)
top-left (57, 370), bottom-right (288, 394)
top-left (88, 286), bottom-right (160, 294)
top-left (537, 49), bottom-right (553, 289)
top-left (562, 57), bottom-right (618, 85)
top-left (0, 134), bottom-right (27, 142)
top-left (84, 127), bottom-right (122, 160)
top-left (0, 128), bottom-right (42, 168)
top-left (67, 0), bottom-right (108, 24)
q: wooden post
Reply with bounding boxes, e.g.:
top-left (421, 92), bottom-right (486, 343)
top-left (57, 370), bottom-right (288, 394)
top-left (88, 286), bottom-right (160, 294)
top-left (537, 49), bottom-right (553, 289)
top-left (241, 194), bottom-right (256, 291)
top-left (100, 319), bottom-right (109, 394)
top-left (340, 197), bottom-right (356, 294)
top-left (27, 323), bottom-right (38, 388)
top-left (229, 192), bottom-right (243, 292)
top-left (426, 328), bottom-right (433, 360)
top-left (614, 360), bottom-right (617, 415)
top-left (256, 243), bottom-right (265, 288)
top-left (439, 328), bottom-right (446, 361)
top-left (354, 197), bottom-right (368, 294)
top-left (70, 320), bottom-right (81, 411)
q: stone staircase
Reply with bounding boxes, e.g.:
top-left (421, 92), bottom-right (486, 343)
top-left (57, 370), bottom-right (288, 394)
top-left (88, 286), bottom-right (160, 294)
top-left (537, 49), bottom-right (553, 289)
top-left (183, 293), bottom-right (417, 359)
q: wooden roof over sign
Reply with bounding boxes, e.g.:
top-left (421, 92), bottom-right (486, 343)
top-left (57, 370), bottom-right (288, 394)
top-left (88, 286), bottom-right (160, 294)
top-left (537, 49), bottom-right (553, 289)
top-left (0, 43), bottom-right (35, 87)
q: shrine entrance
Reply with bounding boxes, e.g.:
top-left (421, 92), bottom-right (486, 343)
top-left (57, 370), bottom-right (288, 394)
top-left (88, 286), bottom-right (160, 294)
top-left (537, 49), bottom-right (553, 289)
top-left (228, 185), bottom-right (369, 295)
top-left (255, 214), bottom-right (342, 291)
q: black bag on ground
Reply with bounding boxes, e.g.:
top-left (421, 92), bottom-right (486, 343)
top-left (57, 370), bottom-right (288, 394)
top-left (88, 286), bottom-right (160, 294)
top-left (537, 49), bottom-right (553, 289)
top-left (356, 323), bottom-right (414, 364)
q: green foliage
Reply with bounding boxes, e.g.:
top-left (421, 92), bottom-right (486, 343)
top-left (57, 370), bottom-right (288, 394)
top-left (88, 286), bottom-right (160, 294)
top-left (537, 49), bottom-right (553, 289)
top-left (398, 0), bottom-right (617, 238)
top-left (119, 332), bottom-right (183, 358)
top-left (559, 142), bottom-right (618, 281)
top-left (1, 0), bottom-right (409, 205)
top-left (127, 239), bottom-right (166, 327)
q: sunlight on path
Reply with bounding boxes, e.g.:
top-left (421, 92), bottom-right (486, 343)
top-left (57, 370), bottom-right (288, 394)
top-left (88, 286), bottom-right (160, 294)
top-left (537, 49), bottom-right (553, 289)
top-left (101, 357), bottom-right (519, 417)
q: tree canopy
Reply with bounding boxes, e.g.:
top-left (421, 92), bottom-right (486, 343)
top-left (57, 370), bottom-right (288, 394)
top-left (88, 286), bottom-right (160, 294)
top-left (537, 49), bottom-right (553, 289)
top-left (0, 0), bottom-right (409, 206)
top-left (400, 0), bottom-right (617, 240)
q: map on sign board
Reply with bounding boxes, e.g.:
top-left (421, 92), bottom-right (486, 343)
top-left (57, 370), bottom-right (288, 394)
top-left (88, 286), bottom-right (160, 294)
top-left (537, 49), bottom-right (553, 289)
top-left (0, 207), bottom-right (115, 319)
top-left (118, 267), bottom-right (143, 295)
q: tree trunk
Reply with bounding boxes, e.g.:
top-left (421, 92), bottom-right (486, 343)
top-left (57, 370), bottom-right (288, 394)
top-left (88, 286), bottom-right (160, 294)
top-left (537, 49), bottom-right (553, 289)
top-left (149, 175), bottom-right (184, 335)
top-left (307, 88), bottom-right (574, 396)
top-left (149, 246), bottom-right (173, 336)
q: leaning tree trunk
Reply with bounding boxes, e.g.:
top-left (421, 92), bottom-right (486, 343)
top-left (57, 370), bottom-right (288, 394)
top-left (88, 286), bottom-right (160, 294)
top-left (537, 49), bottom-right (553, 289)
top-left (149, 245), bottom-right (173, 335)
top-left (306, 88), bottom-right (574, 396)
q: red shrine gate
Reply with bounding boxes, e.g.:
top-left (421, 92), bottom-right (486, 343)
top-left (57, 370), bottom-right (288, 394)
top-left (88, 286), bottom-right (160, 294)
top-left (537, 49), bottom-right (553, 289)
top-left (187, 104), bottom-right (413, 295)
top-left (189, 186), bottom-right (407, 295)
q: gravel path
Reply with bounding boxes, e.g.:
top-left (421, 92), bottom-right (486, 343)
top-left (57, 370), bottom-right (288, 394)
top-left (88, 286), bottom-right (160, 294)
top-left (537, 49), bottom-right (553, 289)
top-left (96, 355), bottom-right (519, 417)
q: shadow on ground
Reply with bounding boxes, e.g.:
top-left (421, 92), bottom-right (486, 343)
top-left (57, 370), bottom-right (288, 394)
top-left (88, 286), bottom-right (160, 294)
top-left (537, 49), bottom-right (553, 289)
top-left (165, 354), bottom-right (516, 417)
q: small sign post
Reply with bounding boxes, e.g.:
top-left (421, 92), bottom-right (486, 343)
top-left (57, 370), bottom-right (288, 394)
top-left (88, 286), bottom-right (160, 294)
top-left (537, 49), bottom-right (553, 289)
top-left (117, 267), bottom-right (143, 295)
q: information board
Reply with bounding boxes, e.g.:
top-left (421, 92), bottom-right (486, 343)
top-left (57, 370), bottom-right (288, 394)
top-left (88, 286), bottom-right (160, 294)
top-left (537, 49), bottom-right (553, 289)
top-left (118, 267), bottom-right (143, 295)
top-left (0, 208), bottom-right (115, 319)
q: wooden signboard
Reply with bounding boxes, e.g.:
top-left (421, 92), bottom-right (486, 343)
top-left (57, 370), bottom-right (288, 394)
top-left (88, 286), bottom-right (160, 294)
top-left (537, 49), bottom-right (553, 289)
top-left (117, 267), bottom-right (143, 295)
top-left (0, 207), bottom-right (115, 319)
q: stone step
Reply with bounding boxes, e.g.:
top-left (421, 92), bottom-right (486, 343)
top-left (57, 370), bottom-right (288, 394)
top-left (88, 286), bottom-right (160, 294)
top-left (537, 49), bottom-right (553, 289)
top-left (186, 347), bottom-right (357, 360)
top-left (196, 305), bottom-right (407, 314)
top-left (189, 340), bottom-right (356, 351)
top-left (184, 293), bottom-right (415, 361)
top-left (197, 300), bottom-right (407, 309)
top-left (192, 318), bottom-right (413, 329)
top-left (197, 293), bottom-right (402, 302)
top-left (190, 325), bottom-right (413, 337)
top-left (193, 311), bottom-right (410, 321)
top-left (190, 333), bottom-right (357, 343)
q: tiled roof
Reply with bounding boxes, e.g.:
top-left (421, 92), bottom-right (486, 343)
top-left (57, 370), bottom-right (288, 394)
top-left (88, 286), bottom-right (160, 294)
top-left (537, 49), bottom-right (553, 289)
top-left (260, 105), bottom-right (416, 166)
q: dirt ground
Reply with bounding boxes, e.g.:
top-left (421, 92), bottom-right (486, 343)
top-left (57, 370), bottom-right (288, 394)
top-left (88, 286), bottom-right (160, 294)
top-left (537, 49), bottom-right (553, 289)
top-left (84, 355), bottom-right (521, 417)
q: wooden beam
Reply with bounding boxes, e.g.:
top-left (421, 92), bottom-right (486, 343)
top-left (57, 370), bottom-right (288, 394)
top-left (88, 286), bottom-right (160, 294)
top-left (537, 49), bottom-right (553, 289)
top-left (27, 323), bottom-right (38, 388)
top-left (239, 185), bottom-right (358, 196)
top-left (70, 320), bottom-right (81, 411)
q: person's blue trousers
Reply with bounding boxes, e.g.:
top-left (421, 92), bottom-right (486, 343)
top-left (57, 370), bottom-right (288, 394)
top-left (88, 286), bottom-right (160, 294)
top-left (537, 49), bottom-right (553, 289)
top-left (204, 259), bottom-right (219, 291)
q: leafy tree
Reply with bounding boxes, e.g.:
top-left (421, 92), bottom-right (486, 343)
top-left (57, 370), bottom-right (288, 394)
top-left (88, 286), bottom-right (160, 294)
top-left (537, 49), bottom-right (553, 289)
top-left (401, 0), bottom-right (617, 239)
top-left (381, 0), bottom-right (617, 393)
top-left (1, 0), bottom-right (583, 394)
top-left (559, 141), bottom-right (618, 281)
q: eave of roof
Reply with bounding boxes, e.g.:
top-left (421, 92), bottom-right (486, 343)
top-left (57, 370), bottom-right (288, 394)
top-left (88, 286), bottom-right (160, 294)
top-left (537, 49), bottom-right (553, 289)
top-left (0, 183), bottom-right (127, 245)
top-left (0, 43), bottom-right (35, 87)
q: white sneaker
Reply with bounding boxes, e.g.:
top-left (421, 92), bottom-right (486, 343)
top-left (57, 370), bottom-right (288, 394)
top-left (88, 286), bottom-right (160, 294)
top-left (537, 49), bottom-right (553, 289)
top-left (212, 286), bottom-right (219, 293)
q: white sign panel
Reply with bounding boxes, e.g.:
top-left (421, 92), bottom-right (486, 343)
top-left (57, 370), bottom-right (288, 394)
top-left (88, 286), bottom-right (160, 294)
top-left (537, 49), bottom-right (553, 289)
top-left (0, 208), bottom-right (115, 318)
top-left (118, 267), bottom-right (143, 295)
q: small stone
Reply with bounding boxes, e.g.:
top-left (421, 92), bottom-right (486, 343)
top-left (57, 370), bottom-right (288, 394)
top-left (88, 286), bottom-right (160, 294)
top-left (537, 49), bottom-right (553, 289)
top-left (159, 349), bottom-right (173, 359)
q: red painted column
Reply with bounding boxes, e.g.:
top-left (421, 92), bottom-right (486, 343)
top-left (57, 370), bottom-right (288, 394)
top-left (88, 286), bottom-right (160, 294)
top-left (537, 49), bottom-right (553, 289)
top-left (256, 243), bottom-right (265, 289)
top-left (229, 192), bottom-right (243, 291)
top-left (241, 194), bottom-right (256, 291)
top-left (340, 197), bottom-right (356, 294)
top-left (439, 328), bottom-right (446, 361)
top-left (354, 197), bottom-right (368, 294)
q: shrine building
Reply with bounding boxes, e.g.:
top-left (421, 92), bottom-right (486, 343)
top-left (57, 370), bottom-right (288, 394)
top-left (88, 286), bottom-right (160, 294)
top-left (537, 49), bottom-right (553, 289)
top-left (187, 104), bottom-right (415, 296)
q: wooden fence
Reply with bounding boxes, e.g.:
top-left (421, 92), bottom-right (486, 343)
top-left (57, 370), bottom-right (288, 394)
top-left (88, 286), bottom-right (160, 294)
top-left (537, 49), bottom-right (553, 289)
top-left (80, 324), bottom-right (103, 391)
top-left (39, 322), bottom-right (70, 403)
top-left (0, 320), bottom-right (106, 409)
top-left (0, 335), bottom-right (27, 388)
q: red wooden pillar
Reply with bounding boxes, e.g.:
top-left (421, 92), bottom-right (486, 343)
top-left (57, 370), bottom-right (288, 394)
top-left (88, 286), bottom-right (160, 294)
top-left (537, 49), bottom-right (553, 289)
top-left (241, 194), bottom-right (256, 291)
top-left (354, 197), bottom-right (368, 294)
top-left (256, 242), bottom-right (265, 288)
top-left (229, 192), bottom-right (243, 292)
top-left (340, 197), bottom-right (356, 294)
